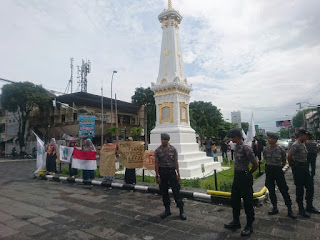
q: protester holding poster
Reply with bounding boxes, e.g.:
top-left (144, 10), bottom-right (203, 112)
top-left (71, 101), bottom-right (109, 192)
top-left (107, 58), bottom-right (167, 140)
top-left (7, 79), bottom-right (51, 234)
top-left (46, 138), bottom-right (58, 175)
top-left (68, 140), bottom-right (78, 178)
top-left (124, 137), bottom-right (137, 184)
top-left (82, 139), bottom-right (96, 180)
top-left (100, 137), bottom-right (117, 181)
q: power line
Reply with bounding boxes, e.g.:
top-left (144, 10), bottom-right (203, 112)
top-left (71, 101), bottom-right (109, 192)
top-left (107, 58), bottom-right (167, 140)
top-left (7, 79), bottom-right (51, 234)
top-left (0, 77), bottom-right (65, 95)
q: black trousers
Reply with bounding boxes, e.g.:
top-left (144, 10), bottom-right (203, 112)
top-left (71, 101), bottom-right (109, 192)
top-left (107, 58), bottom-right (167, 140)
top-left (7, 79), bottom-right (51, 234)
top-left (69, 163), bottom-right (78, 177)
top-left (231, 150), bottom-right (234, 161)
top-left (125, 168), bottom-right (136, 184)
top-left (222, 151), bottom-right (228, 159)
top-left (231, 171), bottom-right (254, 225)
top-left (265, 165), bottom-right (292, 207)
top-left (46, 154), bottom-right (57, 173)
top-left (307, 153), bottom-right (317, 177)
top-left (159, 167), bottom-right (183, 208)
top-left (291, 163), bottom-right (314, 209)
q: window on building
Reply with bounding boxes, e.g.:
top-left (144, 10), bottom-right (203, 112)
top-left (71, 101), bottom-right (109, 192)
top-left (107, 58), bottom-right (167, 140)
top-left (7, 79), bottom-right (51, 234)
top-left (50, 116), bottom-right (54, 124)
top-left (122, 115), bottom-right (131, 124)
top-left (131, 118), bottom-right (136, 125)
top-left (73, 113), bottom-right (77, 121)
top-left (61, 115), bottom-right (65, 123)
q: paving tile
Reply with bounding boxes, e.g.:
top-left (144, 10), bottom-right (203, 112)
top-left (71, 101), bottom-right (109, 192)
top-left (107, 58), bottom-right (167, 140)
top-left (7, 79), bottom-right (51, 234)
top-left (0, 211), bottom-right (15, 222)
top-left (28, 216), bottom-right (53, 226)
top-left (0, 223), bottom-right (19, 238)
top-left (18, 223), bottom-right (46, 236)
top-left (3, 218), bottom-right (30, 229)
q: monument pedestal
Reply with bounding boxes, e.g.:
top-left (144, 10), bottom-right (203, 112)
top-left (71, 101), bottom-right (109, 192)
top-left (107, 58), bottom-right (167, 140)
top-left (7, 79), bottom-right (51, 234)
top-left (149, 125), bottom-right (221, 179)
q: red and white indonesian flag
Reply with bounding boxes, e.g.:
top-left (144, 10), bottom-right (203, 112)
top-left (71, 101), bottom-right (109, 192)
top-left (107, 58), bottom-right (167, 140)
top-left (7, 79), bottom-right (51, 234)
top-left (72, 149), bottom-right (97, 170)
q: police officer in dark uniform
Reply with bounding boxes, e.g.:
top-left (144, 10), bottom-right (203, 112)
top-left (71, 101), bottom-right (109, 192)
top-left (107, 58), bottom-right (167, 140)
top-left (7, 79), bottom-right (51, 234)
top-left (155, 133), bottom-right (186, 220)
top-left (288, 129), bottom-right (320, 217)
top-left (257, 135), bottom-right (266, 161)
top-left (305, 134), bottom-right (318, 177)
top-left (264, 132), bottom-right (296, 218)
top-left (224, 128), bottom-right (258, 237)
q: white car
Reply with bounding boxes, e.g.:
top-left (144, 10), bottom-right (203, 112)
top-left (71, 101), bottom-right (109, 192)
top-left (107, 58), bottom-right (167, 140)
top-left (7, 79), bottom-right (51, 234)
top-left (278, 139), bottom-right (290, 150)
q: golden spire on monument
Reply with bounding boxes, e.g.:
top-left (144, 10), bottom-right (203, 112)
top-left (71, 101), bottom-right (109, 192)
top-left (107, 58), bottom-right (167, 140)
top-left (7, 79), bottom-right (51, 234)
top-left (168, 0), bottom-right (172, 9)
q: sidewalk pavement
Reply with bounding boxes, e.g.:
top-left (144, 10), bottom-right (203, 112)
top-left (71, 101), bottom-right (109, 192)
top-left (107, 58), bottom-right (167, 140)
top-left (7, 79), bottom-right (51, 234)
top-left (0, 155), bottom-right (319, 239)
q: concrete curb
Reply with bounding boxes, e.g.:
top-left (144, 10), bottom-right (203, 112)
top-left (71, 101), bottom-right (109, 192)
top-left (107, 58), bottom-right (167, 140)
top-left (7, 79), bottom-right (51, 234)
top-left (35, 174), bottom-right (266, 205)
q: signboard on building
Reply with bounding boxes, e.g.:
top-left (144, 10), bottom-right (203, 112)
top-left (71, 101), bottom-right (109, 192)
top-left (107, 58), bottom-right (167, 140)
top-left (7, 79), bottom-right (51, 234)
top-left (78, 115), bottom-right (95, 137)
top-left (276, 120), bottom-right (291, 127)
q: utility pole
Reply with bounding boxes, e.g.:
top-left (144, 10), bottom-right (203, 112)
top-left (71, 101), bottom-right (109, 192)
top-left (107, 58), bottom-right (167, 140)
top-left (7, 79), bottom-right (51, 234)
top-left (115, 93), bottom-right (118, 141)
top-left (110, 70), bottom-right (117, 127)
top-left (101, 82), bottom-right (104, 146)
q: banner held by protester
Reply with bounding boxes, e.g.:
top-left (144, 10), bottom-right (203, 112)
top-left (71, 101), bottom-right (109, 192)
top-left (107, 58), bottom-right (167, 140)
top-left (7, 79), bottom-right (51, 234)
top-left (99, 143), bottom-right (117, 177)
top-left (59, 145), bottom-right (74, 163)
top-left (143, 150), bottom-right (155, 170)
top-left (72, 149), bottom-right (97, 170)
top-left (32, 132), bottom-right (47, 174)
top-left (119, 141), bottom-right (144, 169)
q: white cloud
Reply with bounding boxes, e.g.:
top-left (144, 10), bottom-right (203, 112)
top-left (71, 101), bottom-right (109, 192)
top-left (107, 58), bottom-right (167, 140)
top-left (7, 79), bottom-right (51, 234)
top-left (0, 0), bottom-right (319, 132)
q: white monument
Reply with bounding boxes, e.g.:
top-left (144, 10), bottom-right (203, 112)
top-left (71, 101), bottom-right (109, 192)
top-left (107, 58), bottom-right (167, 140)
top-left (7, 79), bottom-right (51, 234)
top-left (149, 0), bottom-right (222, 179)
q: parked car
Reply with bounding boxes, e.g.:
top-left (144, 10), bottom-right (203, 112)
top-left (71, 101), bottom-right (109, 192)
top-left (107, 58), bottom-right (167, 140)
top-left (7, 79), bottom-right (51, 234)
top-left (278, 139), bottom-right (290, 150)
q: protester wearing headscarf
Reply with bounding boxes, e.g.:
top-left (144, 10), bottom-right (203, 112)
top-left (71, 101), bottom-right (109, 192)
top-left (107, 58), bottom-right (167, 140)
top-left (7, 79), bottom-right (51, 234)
top-left (82, 139), bottom-right (96, 181)
top-left (46, 138), bottom-right (59, 175)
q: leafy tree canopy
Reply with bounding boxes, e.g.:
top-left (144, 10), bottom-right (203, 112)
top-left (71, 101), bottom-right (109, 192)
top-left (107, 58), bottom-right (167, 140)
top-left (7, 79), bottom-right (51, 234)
top-left (1, 82), bottom-right (51, 149)
top-left (131, 87), bottom-right (156, 138)
top-left (190, 101), bottom-right (228, 139)
top-left (241, 122), bottom-right (249, 134)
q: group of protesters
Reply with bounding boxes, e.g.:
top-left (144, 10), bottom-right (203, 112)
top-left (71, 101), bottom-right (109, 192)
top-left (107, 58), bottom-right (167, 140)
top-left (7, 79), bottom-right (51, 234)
top-left (44, 136), bottom-right (137, 184)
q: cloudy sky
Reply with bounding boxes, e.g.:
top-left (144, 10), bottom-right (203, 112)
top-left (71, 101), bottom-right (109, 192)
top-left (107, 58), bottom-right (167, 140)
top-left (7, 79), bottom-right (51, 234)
top-left (1, 0), bottom-right (320, 131)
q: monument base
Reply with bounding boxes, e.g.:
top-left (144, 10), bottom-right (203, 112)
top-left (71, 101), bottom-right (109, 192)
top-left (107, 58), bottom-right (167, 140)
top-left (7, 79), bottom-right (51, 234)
top-left (148, 125), bottom-right (222, 179)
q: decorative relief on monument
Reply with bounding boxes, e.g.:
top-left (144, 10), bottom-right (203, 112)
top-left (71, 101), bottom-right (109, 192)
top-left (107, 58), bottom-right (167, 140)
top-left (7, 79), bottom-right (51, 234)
top-left (159, 102), bottom-right (173, 124)
top-left (179, 102), bottom-right (188, 122)
top-left (161, 79), bottom-right (167, 84)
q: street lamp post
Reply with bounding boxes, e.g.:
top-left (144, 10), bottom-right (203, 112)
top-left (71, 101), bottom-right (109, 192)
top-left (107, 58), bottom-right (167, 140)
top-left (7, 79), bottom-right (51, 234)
top-left (101, 84), bottom-right (104, 146)
top-left (110, 71), bottom-right (117, 129)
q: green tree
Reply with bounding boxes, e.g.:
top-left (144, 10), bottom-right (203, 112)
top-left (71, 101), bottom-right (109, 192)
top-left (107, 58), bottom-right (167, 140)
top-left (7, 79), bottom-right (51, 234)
top-left (241, 122), bottom-right (249, 134)
top-left (130, 127), bottom-right (143, 141)
top-left (1, 82), bottom-right (51, 150)
top-left (216, 121), bottom-right (237, 140)
top-left (189, 101), bottom-right (224, 139)
top-left (279, 128), bottom-right (290, 139)
top-left (107, 126), bottom-right (119, 140)
top-left (292, 109), bottom-right (310, 128)
top-left (131, 87), bottom-right (156, 138)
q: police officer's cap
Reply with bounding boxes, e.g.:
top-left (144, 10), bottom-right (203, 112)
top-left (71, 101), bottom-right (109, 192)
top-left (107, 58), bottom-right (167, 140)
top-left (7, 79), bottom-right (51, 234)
top-left (161, 133), bottom-right (170, 141)
top-left (227, 128), bottom-right (242, 138)
top-left (298, 129), bottom-right (309, 136)
top-left (267, 132), bottom-right (279, 140)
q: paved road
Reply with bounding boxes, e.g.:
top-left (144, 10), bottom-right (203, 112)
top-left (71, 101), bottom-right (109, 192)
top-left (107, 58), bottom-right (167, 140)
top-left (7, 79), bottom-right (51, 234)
top-left (0, 159), bottom-right (319, 239)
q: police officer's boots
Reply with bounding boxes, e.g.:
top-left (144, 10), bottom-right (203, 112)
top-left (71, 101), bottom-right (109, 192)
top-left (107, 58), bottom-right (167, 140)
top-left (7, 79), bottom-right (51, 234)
top-left (287, 206), bottom-right (297, 219)
top-left (160, 206), bottom-right (171, 219)
top-left (298, 206), bottom-right (310, 218)
top-left (268, 205), bottom-right (279, 215)
top-left (179, 206), bottom-right (186, 220)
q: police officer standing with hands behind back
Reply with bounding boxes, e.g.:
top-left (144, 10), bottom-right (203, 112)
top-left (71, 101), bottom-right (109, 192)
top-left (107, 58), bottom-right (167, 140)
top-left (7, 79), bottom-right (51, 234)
top-left (288, 129), bottom-right (320, 217)
top-left (155, 133), bottom-right (186, 220)
top-left (224, 128), bottom-right (259, 237)
top-left (264, 132), bottom-right (296, 218)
